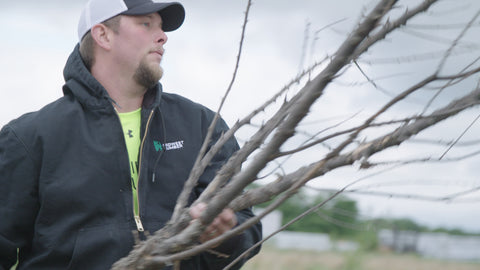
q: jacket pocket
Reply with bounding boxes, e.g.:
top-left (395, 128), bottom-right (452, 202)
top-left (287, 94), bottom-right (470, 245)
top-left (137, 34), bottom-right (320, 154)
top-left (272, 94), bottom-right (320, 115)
top-left (68, 223), bottom-right (134, 270)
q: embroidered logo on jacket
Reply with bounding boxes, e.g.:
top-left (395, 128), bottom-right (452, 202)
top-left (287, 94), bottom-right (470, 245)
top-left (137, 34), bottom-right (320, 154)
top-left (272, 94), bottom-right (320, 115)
top-left (153, 140), bottom-right (184, 152)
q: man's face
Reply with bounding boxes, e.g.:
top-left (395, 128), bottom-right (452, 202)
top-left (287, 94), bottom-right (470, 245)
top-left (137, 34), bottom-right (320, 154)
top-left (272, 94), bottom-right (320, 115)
top-left (111, 13), bottom-right (168, 89)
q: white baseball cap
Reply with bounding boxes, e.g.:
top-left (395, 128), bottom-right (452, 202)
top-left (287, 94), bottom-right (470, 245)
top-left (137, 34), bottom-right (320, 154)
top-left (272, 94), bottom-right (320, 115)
top-left (78, 0), bottom-right (185, 41)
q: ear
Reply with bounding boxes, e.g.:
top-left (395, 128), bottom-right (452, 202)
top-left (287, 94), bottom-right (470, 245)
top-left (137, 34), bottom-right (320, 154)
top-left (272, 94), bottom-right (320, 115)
top-left (91, 24), bottom-right (113, 51)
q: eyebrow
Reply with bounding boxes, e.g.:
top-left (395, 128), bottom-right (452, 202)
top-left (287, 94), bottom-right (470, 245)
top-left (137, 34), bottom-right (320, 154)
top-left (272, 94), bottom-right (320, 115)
top-left (134, 14), bottom-right (152, 20)
top-left (140, 14), bottom-right (162, 23)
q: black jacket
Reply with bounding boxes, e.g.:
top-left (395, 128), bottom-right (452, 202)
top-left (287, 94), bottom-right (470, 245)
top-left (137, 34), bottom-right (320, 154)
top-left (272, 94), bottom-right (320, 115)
top-left (0, 45), bottom-right (261, 270)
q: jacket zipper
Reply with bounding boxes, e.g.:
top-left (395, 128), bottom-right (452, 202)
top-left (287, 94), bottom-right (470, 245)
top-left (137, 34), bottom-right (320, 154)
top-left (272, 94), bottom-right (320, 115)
top-left (134, 109), bottom-right (155, 232)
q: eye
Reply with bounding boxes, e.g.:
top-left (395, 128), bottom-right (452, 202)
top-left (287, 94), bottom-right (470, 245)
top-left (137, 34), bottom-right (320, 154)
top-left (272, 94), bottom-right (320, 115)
top-left (142, 22), bottom-right (150, 27)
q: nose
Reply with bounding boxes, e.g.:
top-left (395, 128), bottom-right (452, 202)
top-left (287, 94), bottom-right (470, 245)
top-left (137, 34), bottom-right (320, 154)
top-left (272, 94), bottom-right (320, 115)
top-left (156, 28), bottom-right (168, 45)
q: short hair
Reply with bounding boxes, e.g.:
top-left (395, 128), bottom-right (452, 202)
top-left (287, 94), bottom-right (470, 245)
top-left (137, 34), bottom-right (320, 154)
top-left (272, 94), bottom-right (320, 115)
top-left (79, 15), bottom-right (121, 70)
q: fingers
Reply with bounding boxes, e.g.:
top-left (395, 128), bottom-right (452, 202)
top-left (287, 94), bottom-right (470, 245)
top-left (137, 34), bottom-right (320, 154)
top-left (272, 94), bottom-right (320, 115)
top-left (206, 209), bottom-right (237, 234)
top-left (217, 208), bottom-right (237, 230)
top-left (190, 204), bottom-right (238, 243)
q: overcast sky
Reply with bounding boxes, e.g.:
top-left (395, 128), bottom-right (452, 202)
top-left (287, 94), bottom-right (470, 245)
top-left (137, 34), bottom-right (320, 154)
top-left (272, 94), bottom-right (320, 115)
top-left (1, 0), bottom-right (480, 233)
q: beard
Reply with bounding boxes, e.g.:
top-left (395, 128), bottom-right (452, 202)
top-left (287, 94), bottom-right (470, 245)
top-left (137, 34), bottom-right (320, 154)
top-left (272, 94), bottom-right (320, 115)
top-left (133, 58), bottom-right (163, 89)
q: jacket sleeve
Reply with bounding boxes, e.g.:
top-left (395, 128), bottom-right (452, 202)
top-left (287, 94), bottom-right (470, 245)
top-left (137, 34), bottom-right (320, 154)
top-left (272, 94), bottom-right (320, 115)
top-left (0, 125), bottom-right (40, 270)
top-left (194, 117), bottom-right (262, 270)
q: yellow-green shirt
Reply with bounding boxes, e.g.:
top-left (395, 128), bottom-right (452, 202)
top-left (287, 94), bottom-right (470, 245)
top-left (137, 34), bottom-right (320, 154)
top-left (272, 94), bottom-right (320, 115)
top-left (118, 108), bottom-right (141, 216)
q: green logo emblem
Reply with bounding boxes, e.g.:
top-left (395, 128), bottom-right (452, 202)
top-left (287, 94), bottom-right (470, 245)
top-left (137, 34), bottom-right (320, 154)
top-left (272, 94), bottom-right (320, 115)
top-left (154, 141), bottom-right (163, 152)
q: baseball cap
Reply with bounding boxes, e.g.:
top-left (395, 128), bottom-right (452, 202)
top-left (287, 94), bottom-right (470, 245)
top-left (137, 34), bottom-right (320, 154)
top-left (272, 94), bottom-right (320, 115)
top-left (78, 0), bottom-right (185, 41)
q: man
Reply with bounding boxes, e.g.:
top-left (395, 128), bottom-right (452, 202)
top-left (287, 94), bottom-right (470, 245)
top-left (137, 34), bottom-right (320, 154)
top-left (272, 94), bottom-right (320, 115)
top-left (0, 0), bottom-right (262, 269)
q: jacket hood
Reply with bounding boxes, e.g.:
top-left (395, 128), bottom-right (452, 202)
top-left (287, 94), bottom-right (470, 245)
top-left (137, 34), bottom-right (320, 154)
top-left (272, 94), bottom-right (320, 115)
top-left (62, 44), bottom-right (163, 110)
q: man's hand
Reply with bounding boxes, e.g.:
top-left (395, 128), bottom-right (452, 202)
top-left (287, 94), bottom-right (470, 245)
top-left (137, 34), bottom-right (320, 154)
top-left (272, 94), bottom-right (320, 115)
top-left (189, 202), bottom-right (237, 243)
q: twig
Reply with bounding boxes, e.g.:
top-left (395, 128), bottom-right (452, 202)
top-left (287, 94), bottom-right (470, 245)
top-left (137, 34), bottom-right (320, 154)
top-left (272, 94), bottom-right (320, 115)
top-left (439, 112), bottom-right (480, 160)
top-left (436, 10), bottom-right (480, 73)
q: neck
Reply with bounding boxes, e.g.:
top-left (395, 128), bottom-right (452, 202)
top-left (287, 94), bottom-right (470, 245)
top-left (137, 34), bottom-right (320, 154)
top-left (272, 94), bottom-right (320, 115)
top-left (91, 63), bottom-right (146, 113)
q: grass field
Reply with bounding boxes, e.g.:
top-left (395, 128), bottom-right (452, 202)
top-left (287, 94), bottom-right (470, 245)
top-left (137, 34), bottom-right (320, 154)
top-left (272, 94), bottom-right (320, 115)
top-left (242, 247), bottom-right (480, 270)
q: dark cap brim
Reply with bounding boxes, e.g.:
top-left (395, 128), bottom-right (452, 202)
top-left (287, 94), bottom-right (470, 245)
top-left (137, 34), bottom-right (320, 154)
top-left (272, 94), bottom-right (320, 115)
top-left (121, 2), bottom-right (185, 32)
